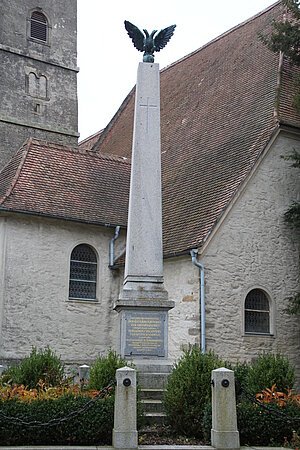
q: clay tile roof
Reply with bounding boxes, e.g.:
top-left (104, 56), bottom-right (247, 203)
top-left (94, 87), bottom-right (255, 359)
top-left (90, 1), bottom-right (300, 255)
top-left (0, 138), bottom-right (130, 228)
top-left (79, 129), bottom-right (104, 151)
top-left (1, 2), bottom-right (299, 258)
top-left (278, 59), bottom-right (300, 128)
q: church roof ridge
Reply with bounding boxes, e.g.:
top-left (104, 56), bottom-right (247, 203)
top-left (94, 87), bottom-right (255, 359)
top-left (90, 87), bottom-right (136, 153)
top-left (88, 1), bottom-right (282, 154)
top-left (161, 1), bottom-right (282, 74)
top-left (78, 129), bottom-right (105, 152)
top-left (88, 0), bottom-right (300, 255)
top-left (79, 128), bottom-right (104, 145)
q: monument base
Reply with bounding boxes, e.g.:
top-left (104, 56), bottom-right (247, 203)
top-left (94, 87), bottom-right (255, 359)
top-left (112, 430), bottom-right (138, 449)
top-left (211, 429), bottom-right (240, 449)
top-left (114, 293), bottom-right (174, 360)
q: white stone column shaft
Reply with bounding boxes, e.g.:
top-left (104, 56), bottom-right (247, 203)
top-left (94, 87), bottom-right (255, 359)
top-left (114, 62), bottom-right (174, 360)
top-left (124, 62), bottom-right (163, 290)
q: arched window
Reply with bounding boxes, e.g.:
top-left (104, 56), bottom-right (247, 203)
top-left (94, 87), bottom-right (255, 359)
top-left (30, 11), bottom-right (48, 42)
top-left (245, 289), bottom-right (270, 334)
top-left (69, 244), bottom-right (97, 301)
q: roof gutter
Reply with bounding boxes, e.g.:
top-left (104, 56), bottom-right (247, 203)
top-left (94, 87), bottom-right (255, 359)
top-left (190, 249), bottom-right (206, 354)
top-left (0, 207), bottom-right (125, 230)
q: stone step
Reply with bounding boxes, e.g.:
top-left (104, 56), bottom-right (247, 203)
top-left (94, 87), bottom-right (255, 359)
top-left (134, 360), bottom-right (174, 374)
top-left (144, 411), bottom-right (166, 426)
top-left (140, 388), bottom-right (165, 400)
top-left (138, 372), bottom-right (169, 389)
top-left (141, 398), bottom-right (164, 413)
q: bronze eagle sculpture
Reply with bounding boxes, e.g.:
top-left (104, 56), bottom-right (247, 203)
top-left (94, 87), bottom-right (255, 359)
top-left (124, 20), bottom-right (176, 63)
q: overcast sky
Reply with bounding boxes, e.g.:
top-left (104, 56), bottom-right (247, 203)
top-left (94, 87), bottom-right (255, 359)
top-left (77, 0), bottom-right (277, 141)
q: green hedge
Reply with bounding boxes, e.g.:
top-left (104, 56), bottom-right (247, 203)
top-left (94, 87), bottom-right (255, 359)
top-left (87, 349), bottom-right (127, 390)
top-left (163, 346), bottom-right (224, 438)
top-left (2, 347), bottom-right (65, 389)
top-left (243, 352), bottom-right (295, 394)
top-left (0, 394), bottom-right (114, 446)
top-left (202, 400), bottom-right (300, 446)
top-left (237, 400), bottom-right (300, 446)
top-left (163, 347), bottom-right (298, 445)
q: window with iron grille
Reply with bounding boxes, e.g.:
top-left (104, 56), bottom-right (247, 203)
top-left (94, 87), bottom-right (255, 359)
top-left (245, 289), bottom-right (270, 334)
top-left (69, 244), bottom-right (97, 301)
top-left (30, 11), bottom-right (48, 42)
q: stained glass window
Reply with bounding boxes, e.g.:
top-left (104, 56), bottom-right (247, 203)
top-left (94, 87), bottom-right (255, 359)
top-left (69, 244), bottom-right (97, 301)
top-left (245, 289), bottom-right (270, 334)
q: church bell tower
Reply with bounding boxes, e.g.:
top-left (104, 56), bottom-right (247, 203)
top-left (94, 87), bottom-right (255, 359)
top-left (0, 0), bottom-right (79, 170)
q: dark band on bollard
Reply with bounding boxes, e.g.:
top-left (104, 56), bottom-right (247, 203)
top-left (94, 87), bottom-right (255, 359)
top-left (123, 378), bottom-right (131, 387)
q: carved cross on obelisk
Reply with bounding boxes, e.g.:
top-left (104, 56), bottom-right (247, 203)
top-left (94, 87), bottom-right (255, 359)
top-left (114, 62), bottom-right (174, 360)
top-left (140, 97), bottom-right (157, 134)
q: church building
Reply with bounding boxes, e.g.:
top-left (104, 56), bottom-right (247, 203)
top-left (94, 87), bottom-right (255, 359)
top-left (0, 1), bottom-right (299, 382)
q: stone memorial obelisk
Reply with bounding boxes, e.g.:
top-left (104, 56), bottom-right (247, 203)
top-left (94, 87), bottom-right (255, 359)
top-left (114, 21), bottom-right (176, 360)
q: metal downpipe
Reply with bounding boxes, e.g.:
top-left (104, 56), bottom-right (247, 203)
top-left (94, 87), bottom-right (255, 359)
top-left (190, 249), bottom-right (206, 354)
top-left (110, 226), bottom-right (120, 267)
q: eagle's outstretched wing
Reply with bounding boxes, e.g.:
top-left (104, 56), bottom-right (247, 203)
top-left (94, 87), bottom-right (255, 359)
top-left (124, 20), bottom-right (144, 52)
top-left (154, 24), bottom-right (176, 52)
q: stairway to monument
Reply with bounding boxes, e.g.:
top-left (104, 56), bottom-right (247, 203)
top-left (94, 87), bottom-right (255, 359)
top-left (135, 361), bottom-right (173, 425)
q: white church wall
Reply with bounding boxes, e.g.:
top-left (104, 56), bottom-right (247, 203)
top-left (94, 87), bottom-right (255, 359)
top-left (164, 255), bottom-right (200, 360)
top-left (162, 132), bottom-right (299, 382)
top-left (0, 216), bottom-right (126, 365)
top-left (201, 132), bottom-right (300, 374)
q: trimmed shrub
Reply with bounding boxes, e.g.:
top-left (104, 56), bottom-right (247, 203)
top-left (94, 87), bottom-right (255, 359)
top-left (87, 349), bottom-right (144, 428)
top-left (237, 400), bottom-right (300, 446)
top-left (201, 401), bottom-right (212, 442)
top-left (164, 350), bottom-right (297, 444)
top-left (87, 350), bottom-right (127, 390)
top-left (202, 354), bottom-right (298, 447)
top-left (201, 398), bottom-right (300, 446)
top-left (232, 361), bottom-right (250, 387)
top-left (163, 346), bottom-right (224, 438)
top-left (2, 347), bottom-right (65, 389)
top-left (0, 394), bottom-right (114, 446)
top-left (243, 353), bottom-right (295, 394)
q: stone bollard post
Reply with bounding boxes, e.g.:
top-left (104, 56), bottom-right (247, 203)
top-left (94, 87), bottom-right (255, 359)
top-left (78, 364), bottom-right (90, 390)
top-left (211, 367), bottom-right (240, 449)
top-left (113, 366), bottom-right (138, 449)
top-left (78, 364), bottom-right (90, 381)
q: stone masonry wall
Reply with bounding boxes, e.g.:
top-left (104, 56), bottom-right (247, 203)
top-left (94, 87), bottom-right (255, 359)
top-left (0, 216), bottom-right (125, 365)
top-left (0, 123), bottom-right (78, 173)
top-left (164, 255), bottom-right (201, 359)
top-left (0, 0), bottom-right (78, 170)
top-left (0, 0), bottom-right (77, 67)
top-left (165, 131), bottom-right (300, 381)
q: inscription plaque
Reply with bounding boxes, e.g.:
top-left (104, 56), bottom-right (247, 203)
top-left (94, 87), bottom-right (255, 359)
top-left (124, 311), bottom-right (165, 357)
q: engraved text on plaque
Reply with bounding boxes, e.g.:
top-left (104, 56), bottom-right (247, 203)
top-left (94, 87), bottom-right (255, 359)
top-left (124, 311), bottom-right (165, 357)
